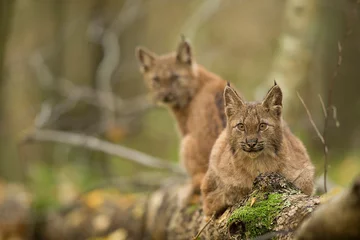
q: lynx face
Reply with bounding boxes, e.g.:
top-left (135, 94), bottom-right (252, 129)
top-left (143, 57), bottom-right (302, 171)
top-left (224, 83), bottom-right (283, 159)
top-left (136, 40), bottom-right (199, 108)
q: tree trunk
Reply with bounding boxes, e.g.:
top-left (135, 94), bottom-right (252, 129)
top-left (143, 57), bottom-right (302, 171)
top-left (0, 0), bottom-right (16, 178)
top-left (0, 0), bottom-right (14, 84)
top-left (261, 0), bottom-right (320, 125)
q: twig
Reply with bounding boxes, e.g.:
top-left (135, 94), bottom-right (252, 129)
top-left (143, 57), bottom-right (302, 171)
top-left (181, 0), bottom-right (222, 40)
top-left (331, 105), bottom-right (340, 127)
top-left (96, 28), bottom-right (120, 125)
top-left (193, 214), bottom-right (214, 240)
top-left (30, 51), bottom-right (153, 124)
top-left (297, 92), bottom-right (325, 145)
top-left (321, 40), bottom-right (343, 193)
top-left (95, 29), bottom-right (119, 128)
top-left (110, 0), bottom-right (143, 35)
top-left (60, 78), bottom-right (153, 116)
top-left (22, 129), bottom-right (183, 174)
top-left (298, 91), bottom-right (330, 192)
top-left (318, 94), bottom-right (327, 118)
top-left (34, 102), bottom-right (52, 128)
top-left (88, 0), bottom-right (142, 129)
top-left (297, 92), bottom-right (329, 193)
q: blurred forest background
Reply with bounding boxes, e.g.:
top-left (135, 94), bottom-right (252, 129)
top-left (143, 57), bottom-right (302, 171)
top-left (0, 0), bottom-right (360, 214)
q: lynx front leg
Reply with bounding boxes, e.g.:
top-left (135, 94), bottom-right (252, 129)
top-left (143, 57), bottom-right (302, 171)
top-left (201, 170), bottom-right (227, 217)
top-left (180, 135), bottom-right (208, 193)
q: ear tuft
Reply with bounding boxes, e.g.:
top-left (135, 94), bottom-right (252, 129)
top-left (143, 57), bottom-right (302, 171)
top-left (262, 84), bottom-right (283, 117)
top-left (135, 46), bottom-right (156, 72)
top-left (224, 85), bottom-right (244, 118)
top-left (176, 37), bottom-right (192, 65)
top-left (274, 80), bottom-right (277, 86)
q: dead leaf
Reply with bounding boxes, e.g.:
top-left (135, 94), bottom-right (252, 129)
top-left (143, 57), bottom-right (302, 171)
top-left (250, 197), bottom-right (257, 207)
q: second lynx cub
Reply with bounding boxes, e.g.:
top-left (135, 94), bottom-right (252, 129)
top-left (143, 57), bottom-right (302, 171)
top-left (201, 83), bottom-right (315, 216)
top-left (136, 38), bottom-right (227, 196)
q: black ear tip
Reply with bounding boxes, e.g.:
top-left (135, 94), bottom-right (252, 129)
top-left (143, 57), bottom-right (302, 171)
top-left (227, 81), bottom-right (231, 87)
top-left (272, 81), bottom-right (282, 93)
top-left (224, 85), bottom-right (233, 95)
top-left (179, 35), bottom-right (191, 48)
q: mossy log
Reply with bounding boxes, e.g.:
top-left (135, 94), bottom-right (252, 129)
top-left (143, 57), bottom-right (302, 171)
top-left (38, 173), bottom-right (320, 240)
top-left (2, 173), bottom-right (359, 239)
top-left (145, 173), bottom-right (320, 240)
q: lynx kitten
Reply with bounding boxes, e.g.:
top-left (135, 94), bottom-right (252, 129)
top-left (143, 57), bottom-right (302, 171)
top-left (201, 83), bottom-right (315, 216)
top-left (136, 38), bottom-right (227, 197)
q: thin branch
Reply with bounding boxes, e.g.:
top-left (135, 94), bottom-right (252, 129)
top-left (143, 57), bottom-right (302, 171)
top-left (298, 91), bottom-right (329, 192)
top-left (35, 101), bottom-right (52, 128)
top-left (331, 105), bottom-right (340, 127)
top-left (110, 0), bottom-right (143, 35)
top-left (22, 129), bottom-right (184, 175)
top-left (29, 51), bottom-right (55, 89)
top-left (87, 0), bottom-right (143, 129)
top-left (30, 51), bottom-right (153, 124)
top-left (320, 39), bottom-right (343, 193)
top-left (297, 92), bottom-right (325, 144)
top-left (193, 214), bottom-right (214, 240)
top-left (60, 78), bottom-right (153, 116)
top-left (181, 0), bottom-right (222, 40)
top-left (95, 29), bottom-right (119, 127)
top-left (318, 94), bottom-right (327, 118)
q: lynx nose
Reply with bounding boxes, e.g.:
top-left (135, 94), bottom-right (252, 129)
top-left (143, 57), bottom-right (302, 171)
top-left (246, 138), bottom-right (258, 148)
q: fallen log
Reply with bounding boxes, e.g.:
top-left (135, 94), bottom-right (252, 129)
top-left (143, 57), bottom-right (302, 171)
top-left (145, 173), bottom-right (320, 240)
top-left (3, 172), bottom-right (360, 239)
top-left (39, 173), bottom-right (320, 240)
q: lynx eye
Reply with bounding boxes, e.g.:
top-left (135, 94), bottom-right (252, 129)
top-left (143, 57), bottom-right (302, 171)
top-left (170, 73), bottom-right (180, 81)
top-left (152, 76), bottom-right (160, 83)
top-left (259, 123), bottom-right (268, 131)
top-left (236, 123), bottom-right (245, 131)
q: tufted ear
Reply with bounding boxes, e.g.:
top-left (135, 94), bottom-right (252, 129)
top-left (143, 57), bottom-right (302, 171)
top-left (224, 83), bottom-right (245, 119)
top-left (135, 47), bottom-right (157, 72)
top-left (262, 81), bottom-right (283, 117)
top-left (176, 37), bottom-right (192, 65)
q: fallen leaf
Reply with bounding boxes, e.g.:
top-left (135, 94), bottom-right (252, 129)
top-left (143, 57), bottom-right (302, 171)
top-left (250, 197), bottom-right (257, 207)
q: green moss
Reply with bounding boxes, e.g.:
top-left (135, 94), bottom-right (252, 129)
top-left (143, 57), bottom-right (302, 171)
top-left (227, 193), bottom-right (284, 238)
